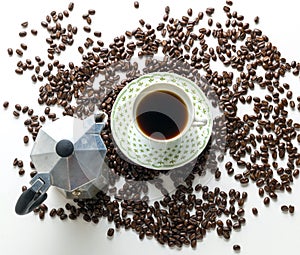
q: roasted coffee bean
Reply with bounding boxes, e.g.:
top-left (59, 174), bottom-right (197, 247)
top-left (31, 29), bottom-right (38, 35)
top-left (22, 106), bottom-right (29, 113)
top-left (252, 207), bottom-right (258, 215)
top-left (83, 214), bottom-right (91, 222)
top-left (94, 31), bottom-right (102, 37)
top-left (233, 245), bottom-right (241, 251)
top-left (40, 204), bottom-right (48, 212)
top-left (13, 158), bottom-right (18, 166)
top-left (39, 210), bottom-right (45, 219)
top-left (30, 170), bottom-right (37, 178)
top-left (20, 43), bottom-right (27, 50)
top-left (18, 168), bottom-right (25, 176)
top-left (23, 136), bottom-right (29, 144)
top-left (7, 48), bottom-right (13, 56)
top-left (281, 205), bottom-right (288, 212)
top-left (107, 228), bottom-right (114, 237)
top-left (263, 197), bottom-right (270, 205)
top-left (15, 104), bottom-right (21, 111)
top-left (289, 205), bottom-right (295, 213)
top-left (134, 1), bottom-right (139, 8)
top-left (21, 21), bottom-right (28, 27)
top-left (30, 161), bottom-right (35, 169)
top-left (19, 31), bottom-right (27, 37)
top-left (69, 214), bottom-right (77, 220)
top-left (68, 2), bottom-right (74, 11)
top-left (49, 208), bottom-right (57, 217)
top-left (56, 208), bottom-right (64, 216)
top-left (13, 111), bottom-right (20, 117)
top-left (17, 160), bottom-right (23, 168)
top-left (15, 68), bottom-right (23, 74)
top-left (83, 26), bottom-right (91, 33)
top-left (60, 214), bottom-right (68, 220)
top-left (3, 101), bottom-right (9, 108)
top-left (44, 107), bottom-right (50, 115)
top-left (206, 7), bottom-right (215, 16)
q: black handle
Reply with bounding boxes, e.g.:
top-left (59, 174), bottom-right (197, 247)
top-left (15, 188), bottom-right (47, 215)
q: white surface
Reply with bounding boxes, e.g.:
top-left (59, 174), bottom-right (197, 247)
top-left (0, 0), bottom-right (300, 255)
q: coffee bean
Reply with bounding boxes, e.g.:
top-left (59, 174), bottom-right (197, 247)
top-left (18, 168), bottom-right (25, 176)
top-left (94, 31), bottom-right (102, 37)
top-left (31, 29), bottom-right (38, 35)
top-left (13, 111), bottom-right (20, 117)
top-left (20, 43), bottom-right (27, 50)
top-left (13, 158), bottom-right (18, 167)
top-left (263, 197), bottom-right (270, 205)
top-left (39, 210), bottom-right (45, 219)
top-left (281, 205), bottom-right (288, 212)
top-left (57, 208), bottom-right (64, 216)
top-left (68, 2), bottom-right (74, 11)
top-left (49, 209), bottom-right (57, 217)
top-left (134, 1), bottom-right (139, 8)
top-left (19, 31), bottom-right (27, 37)
top-left (107, 228), bottom-right (114, 237)
top-left (15, 68), bottom-right (23, 75)
top-left (289, 205), bottom-right (295, 213)
top-left (206, 7), bottom-right (215, 16)
top-left (30, 170), bottom-right (37, 178)
top-left (40, 204), bottom-right (48, 212)
top-left (21, 21), bottom-right (28, 28)
top-left (254, 16), bottom-right (259, 24)
top-left (252, 207), bottom-right (258, 215)
top-left (233, 245), bottom-right (241, 251)
top-left (7, 48), bottom-right (13, 56)
top-left (27, 109), bottom-right (34, 116)
top-left (16, 49), bottom-right (23, 56)
top-left (22, 106), bottom-right (29, 113)
top-left (60, 214), bottom-right (68, 220)
top-left (14, 104), bottom-right (21, 111)
top-left (23, 136), bottom-right (29, 144)
top-left (30, 161), bottom-right (35, 169)
top-left (3, 101), bottom-right (9, 108)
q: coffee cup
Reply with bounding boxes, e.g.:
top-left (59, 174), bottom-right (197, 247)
top-left (132, 82), bottom-right (207, 150)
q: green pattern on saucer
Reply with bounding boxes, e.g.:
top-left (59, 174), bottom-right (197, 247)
top-left (111, 72), bottom-right (213, 170)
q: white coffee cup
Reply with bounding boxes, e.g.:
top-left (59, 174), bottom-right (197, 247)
top-left (132, 82), bottom-right (207, 149)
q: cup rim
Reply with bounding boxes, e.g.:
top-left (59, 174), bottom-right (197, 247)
top-left (132, 82), bottom-right (194, 143)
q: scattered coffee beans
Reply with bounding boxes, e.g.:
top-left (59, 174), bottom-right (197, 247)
top-left (6, 1), bottom-right (300, 252)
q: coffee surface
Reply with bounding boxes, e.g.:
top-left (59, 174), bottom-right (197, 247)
top-left (136, 90), bottom-right (188, 140)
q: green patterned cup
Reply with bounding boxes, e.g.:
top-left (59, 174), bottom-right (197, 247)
top-left (111, 72), bottom-right (212, 170)
top-left (132, 82), bottom-right (207, 150)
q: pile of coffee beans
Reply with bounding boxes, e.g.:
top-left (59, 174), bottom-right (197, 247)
top-left (5, 0), bottom-right (300, 251)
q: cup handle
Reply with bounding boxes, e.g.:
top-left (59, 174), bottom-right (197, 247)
top-left (192, 115), bottom-right (207, 126)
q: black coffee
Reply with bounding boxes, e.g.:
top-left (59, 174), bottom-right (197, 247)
top-left (136, 90), bottom-right (188, 140)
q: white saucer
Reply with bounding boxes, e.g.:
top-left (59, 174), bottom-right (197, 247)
top-left (111, 72), bottom-right (213, 170)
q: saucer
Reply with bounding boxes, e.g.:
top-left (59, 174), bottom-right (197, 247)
top-left (111, 72), bottom-right (213, 170)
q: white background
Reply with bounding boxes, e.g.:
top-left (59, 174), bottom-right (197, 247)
top-left (1, 0), bottom-right (300, 254)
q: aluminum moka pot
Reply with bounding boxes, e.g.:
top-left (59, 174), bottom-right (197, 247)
top-left (15, 113), bottom-right (108, 215)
